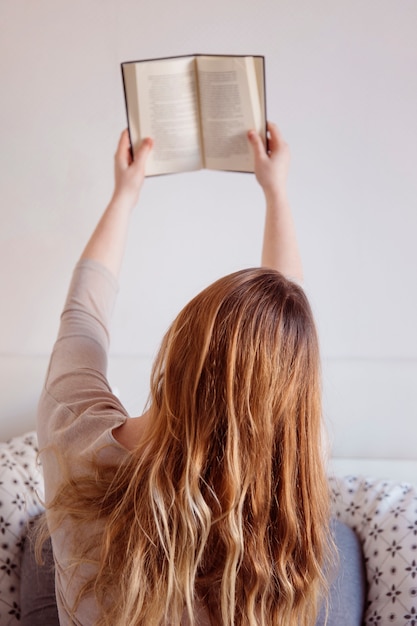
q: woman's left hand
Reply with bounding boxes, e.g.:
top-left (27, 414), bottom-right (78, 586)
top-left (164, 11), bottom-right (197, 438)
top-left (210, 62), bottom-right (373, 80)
top-left (112, 130), bottom-right (153, 208)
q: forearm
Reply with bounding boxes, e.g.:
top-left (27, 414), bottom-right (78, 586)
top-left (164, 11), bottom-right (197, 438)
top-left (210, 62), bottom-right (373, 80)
top-left (261, 190), bottom-right (303, 283)
top-left (80, 132), bottom-right (152, 279)
top-left (248, 123), bottom-right (303, 283)
top-left (80, 195), bottom-right (133, 279)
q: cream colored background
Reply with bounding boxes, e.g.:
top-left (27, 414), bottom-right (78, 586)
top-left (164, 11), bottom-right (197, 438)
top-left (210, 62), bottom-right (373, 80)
top-left (1, 1), bottom-right (416, 483)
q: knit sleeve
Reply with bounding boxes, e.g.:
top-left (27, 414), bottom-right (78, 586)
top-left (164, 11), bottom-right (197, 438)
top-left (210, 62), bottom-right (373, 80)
top-left (37, 259), bottom-right (129, 499)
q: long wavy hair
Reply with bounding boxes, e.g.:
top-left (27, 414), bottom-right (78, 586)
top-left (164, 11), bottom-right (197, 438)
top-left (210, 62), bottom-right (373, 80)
top-left (44, 267), bottom-right (333, 625)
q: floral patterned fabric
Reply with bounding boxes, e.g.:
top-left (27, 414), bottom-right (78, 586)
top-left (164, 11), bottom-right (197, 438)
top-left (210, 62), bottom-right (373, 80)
top-left (0, 432), bottom-right (44, 625)
top-left (330, 475), bottom-right (417, 625)
top-left (0, 432), bottom-right (417, 625)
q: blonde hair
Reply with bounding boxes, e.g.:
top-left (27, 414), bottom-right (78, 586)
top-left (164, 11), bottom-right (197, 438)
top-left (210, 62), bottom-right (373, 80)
top-left (46, 268), bottom-right (333, 625)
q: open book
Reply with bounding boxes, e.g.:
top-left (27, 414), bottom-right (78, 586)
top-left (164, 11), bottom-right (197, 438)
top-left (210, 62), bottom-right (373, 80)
top-left (121, 54), bottom-right (266, 176)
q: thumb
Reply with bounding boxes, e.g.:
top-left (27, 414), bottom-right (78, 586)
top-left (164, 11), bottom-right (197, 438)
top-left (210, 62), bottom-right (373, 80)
top-left (248, 130), bottom-right (266, 161)
top-left (133, 137), bottom-right (153, 166)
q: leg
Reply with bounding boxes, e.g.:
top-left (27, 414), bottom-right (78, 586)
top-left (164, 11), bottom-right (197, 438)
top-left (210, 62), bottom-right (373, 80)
top-left (315, 519), bottom-right (367, 626)
top-left (20, 527), bottom-right (60, 626)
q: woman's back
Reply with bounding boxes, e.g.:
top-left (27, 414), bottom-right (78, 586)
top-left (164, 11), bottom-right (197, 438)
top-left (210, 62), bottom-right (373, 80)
top-left (38, 263), bottom-right (331, 625)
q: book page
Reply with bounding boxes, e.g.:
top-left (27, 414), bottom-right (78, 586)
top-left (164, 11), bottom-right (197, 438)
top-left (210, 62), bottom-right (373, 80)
top-left (122, 63), bottom-right (141, 156)
top-left (131, 57), bottom-right (203, 175)
top-left (196, 56), bottom-right (265, 172)
top-left (253, 57), bottom-right (266, 133)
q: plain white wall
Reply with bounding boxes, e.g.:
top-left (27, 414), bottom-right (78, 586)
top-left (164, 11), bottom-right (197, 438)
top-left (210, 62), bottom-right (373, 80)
top-left (1, 1), bottom-right (416, 477)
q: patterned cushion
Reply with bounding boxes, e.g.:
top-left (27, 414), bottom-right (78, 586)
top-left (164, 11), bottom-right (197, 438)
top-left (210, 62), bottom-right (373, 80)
top-left (330, 475), bottom-right (417, 625)
top-left (0, 432), bottom-right (44, 625)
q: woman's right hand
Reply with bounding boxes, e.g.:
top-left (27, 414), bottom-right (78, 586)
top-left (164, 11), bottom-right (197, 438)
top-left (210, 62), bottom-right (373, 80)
top-left (248, 122), bottom-right (290, 201)
top-left (248, 122), bottom-right (303, 282)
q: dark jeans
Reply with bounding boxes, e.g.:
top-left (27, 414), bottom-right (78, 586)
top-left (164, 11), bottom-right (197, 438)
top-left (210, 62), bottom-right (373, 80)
top-left (20, 528), bottom-right (60, 625)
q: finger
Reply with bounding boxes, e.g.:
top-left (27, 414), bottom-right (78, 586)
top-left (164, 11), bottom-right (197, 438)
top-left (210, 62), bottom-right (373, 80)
top-left (248, 129), bottom-right (267, 161)
top-left (134, 136), bottom-right (153, 157)
top-left (115, 129), bottom-right (132, 168)
top-left (119, 128), bottom-right (130, 151)
top-left (266, 122), bottom-right (286, 155)
top-left (132, 137), bottom-right (153, 168)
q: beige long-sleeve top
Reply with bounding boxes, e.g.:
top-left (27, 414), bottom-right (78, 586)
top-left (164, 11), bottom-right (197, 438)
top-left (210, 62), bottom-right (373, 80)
top-left (37, 259), bottom-right (131, 625)
top-left (37, 259), bottom-right (213, 626)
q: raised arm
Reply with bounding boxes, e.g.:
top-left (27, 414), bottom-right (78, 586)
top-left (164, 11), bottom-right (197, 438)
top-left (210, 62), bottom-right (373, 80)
top-left (37, 133), bottom-right (153, 458)
top-left (81, 130), bottom-right (153, 278)
top-left (248, 122), bottom-right (303, 283)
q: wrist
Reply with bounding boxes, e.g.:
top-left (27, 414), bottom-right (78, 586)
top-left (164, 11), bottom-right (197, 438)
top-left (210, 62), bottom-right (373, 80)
top-left (110, 188), bottom-right (139, 213)
top-left (263, 184), bottom-right (289, 207)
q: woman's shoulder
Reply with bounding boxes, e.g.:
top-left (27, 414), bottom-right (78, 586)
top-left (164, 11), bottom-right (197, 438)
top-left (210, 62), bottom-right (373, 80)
top-left (111, 410), bottom-right (151, 452)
